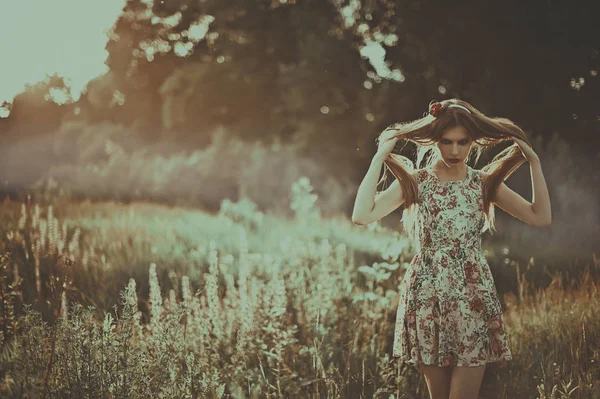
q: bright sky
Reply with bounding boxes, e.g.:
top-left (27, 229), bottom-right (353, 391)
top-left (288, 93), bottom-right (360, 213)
top-left (0, 0), bottom-right (127, 117)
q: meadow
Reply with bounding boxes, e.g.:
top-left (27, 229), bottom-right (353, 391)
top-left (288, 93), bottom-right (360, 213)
top-left (0, 0), bottom-right (597, 396)
top-left (0, 186), bottom-right (597, 399)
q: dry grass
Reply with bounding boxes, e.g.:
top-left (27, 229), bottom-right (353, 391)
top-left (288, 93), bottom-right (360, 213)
top-left (0, 200), bottom-right (598, 398)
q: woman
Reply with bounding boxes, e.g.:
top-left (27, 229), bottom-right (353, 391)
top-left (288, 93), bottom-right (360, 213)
top-left (351, 99), bottom-right (551, 399)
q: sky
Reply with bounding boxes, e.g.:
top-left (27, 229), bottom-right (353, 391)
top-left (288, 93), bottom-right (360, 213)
top-left (0, 0), bottom-right (127, 117)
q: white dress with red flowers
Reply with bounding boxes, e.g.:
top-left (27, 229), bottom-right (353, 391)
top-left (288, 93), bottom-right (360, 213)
top-left (392, 164), bottom-right (513, 367)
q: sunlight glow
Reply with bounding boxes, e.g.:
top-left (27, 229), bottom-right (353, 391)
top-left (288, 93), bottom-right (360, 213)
top-left (359, 39), bottom-right (405, 83)
top-left (142, 12), bottom-right (215, 59)
top-left (188, 15), bottom-right (215, 42)
top-left (0, 0), bottom-right (127, 117)
top-left (340, 0), bottom-right (361, 28)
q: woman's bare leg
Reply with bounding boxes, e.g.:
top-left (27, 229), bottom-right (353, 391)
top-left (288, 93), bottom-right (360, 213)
top-left (449, 365), bottom-right (486, 399)
top-left (421, 364), bottom-right (453, 399)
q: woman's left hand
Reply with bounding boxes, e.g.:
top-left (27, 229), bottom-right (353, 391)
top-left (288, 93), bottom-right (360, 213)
top-left (513, 137), bottom-right (539, 163)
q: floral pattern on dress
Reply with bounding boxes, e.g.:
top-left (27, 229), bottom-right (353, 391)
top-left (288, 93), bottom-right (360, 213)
top-left (392, 165), bottom-right (513, 367)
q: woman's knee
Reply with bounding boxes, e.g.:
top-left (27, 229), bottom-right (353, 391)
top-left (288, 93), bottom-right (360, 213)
top-left (422, 364), bottom-right (453, 399)
top-left (449, 365), bottom-right (486, 399)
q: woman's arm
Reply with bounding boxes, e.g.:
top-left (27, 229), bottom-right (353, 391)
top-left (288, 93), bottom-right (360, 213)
top-left (528, 157), bottom-right (552, 224)
top-left (353, 152), bottom-right (412, 225)
top-left (488, 156), bottom-right (552, 227)
top-left (351, 156), bottom-right (386, 225)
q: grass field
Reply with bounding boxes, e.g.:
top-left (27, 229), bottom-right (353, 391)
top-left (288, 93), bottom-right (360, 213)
top-left (0, 198), bottom-right (598, 398)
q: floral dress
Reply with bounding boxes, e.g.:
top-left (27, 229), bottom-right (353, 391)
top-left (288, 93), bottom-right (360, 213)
top-left (392, 164), bottom-right (513, 367)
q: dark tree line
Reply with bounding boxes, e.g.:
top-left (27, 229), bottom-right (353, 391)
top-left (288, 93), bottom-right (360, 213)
top-left (1, 0), bottom-right (598, 180)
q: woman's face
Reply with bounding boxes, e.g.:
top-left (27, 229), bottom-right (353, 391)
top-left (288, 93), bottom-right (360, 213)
top-left (436, 125), bottom-right (473, 167)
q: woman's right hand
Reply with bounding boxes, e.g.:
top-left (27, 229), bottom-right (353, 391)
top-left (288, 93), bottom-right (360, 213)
top-left (374, 128), bottom-right (399, 161)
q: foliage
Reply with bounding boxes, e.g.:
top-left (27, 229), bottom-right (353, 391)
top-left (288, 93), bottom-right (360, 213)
top-left (0, 195), bottom-right (598, 397)
top-left (0, 122), bottom-right (354, 217)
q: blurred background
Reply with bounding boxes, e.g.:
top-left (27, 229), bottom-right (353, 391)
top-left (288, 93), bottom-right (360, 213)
top-left (1, 0), bottom-right (598, 259)
top-left (1, 0), bottom-right (598, 233)
top-left (0, 1), bottom-right (599, 397)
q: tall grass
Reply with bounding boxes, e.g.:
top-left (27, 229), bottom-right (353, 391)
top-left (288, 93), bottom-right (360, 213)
top-left (0, 194), bottom-right (598, 397)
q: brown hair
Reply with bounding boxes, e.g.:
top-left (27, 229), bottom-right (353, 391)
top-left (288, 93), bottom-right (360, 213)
top-left (377, 98), bottom-right (530, 238)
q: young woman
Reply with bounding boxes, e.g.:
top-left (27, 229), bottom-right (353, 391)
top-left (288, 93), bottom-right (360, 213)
top-left (351, 99), bottom-right (551, 399)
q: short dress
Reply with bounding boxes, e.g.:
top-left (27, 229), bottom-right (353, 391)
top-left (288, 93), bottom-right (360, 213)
top-left (392, 164), bottom-right (513, 367)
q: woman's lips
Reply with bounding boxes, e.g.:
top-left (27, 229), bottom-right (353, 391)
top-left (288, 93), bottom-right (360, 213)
top-left (449, 159), bottom-right (460, 163)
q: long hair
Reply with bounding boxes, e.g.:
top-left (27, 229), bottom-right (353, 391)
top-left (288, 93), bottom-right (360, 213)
top-left (377, 98), bottom-right (531, 238)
